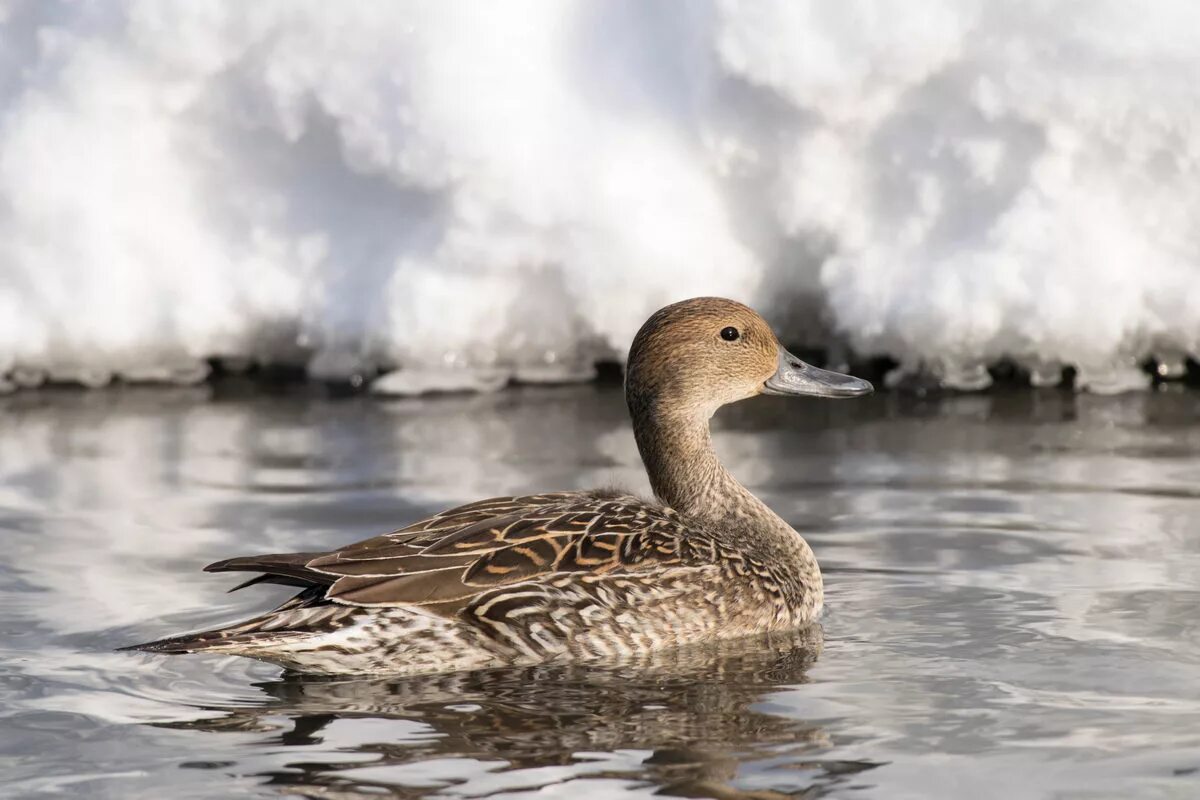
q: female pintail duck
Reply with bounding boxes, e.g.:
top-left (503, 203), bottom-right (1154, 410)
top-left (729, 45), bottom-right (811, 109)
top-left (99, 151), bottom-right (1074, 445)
top-left (124, 298), bottom-right (872, 674)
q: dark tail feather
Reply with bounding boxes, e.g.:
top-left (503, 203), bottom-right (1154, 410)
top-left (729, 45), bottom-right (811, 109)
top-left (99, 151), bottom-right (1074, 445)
top-left (225, 573), bottom-right (317, 593)
top-left (120, 553), bottom-right (342, 655)
top-left (205, 552), bottom-right (332, 586)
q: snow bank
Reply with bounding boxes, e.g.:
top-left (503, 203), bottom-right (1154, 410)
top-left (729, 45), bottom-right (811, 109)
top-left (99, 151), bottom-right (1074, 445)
top-left (1, 1), bottom-right (1197, 393)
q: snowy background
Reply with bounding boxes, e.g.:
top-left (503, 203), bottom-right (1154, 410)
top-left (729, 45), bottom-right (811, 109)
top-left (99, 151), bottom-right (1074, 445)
top-left (1, 1), bottom-right (1197, 394)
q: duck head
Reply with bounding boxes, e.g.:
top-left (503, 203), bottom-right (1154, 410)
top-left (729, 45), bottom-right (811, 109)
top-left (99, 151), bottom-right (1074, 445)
top-left (626, 297), bottom-right (873, 420)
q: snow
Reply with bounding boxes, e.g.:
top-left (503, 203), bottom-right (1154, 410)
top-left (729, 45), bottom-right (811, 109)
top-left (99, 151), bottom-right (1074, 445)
top-left (0, 1), bottom-right (1197, 393)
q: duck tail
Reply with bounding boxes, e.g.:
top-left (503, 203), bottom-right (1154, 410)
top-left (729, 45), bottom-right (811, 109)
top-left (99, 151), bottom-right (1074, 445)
top-left (118, 603), bottom-right (360, 655)
top-left (118, 620), bottom-right (306, 655)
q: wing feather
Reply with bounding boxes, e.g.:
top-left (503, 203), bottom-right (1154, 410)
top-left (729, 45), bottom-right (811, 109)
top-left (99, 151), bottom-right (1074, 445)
top-left (206, 489), bottom-right (711, 618)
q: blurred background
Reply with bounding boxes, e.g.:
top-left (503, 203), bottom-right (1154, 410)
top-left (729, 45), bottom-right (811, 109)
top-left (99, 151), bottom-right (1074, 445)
top-left (3, 5), bottom-right (1200, 799)
top-left (2, 1), bottom-right (1198, 395)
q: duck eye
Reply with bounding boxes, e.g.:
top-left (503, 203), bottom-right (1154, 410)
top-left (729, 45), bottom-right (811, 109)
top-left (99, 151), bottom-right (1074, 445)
top-left (720, 326), bottom-right (740, 342)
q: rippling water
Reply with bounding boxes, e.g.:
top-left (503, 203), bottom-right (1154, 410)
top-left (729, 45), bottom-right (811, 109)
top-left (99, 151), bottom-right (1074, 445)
top-left (1, 383), bottom-right (1199, 799)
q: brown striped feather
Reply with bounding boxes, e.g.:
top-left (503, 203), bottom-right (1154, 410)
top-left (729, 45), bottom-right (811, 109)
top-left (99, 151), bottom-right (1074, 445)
top-left (202, 490), bottom-right (714, 620)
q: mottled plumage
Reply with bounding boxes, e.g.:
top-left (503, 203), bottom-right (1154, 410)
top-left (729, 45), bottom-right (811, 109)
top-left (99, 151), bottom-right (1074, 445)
top-left (124, 298), bottom-right (871, 674)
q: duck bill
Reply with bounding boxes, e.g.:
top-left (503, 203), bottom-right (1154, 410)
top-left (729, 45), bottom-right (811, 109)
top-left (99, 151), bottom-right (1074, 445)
top-left (762, 346), bottom-right (874, 399)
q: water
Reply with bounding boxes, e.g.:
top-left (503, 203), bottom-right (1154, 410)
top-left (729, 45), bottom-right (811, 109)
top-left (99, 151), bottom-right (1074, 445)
top-left (1, 382), bottom-right (1199, 799)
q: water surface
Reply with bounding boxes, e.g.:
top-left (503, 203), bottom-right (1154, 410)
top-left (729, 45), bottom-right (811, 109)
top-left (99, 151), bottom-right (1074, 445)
top-left (1, 383), bottom-right (1199, 798)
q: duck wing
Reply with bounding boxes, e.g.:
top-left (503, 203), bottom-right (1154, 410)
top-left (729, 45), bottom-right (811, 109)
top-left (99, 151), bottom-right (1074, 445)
top-left (205, 489), bottom-right (715, 616)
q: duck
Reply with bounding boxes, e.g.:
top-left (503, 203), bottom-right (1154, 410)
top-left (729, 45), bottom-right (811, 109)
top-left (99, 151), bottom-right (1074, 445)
top-left (123, 297), bottom-right (872, 675)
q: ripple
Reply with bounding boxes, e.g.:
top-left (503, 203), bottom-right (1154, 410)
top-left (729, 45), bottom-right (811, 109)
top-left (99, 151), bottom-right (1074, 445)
top-left (2, 387), bottom-right (1199, 798)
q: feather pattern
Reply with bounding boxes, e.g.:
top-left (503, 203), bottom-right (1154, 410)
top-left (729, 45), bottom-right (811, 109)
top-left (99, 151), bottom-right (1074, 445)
top-left (122, 298), bottom-right (869, 675)
top-left (124, 489), bottom-right (814, 674)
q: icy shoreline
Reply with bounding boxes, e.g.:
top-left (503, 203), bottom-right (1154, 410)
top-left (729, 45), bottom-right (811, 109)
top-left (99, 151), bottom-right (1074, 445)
top-left (2, 350), bottom-right (1195, 397)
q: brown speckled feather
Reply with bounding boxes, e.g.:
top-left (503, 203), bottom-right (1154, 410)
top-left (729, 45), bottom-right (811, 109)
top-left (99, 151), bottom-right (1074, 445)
top-left (206, 490), bottom-right (730, 613)
top-left (124, 298), bottom-right (871, 675)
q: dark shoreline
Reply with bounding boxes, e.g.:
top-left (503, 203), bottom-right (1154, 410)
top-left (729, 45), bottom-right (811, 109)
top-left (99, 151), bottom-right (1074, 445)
top-left (3, 353), bottom-right (1200, 399)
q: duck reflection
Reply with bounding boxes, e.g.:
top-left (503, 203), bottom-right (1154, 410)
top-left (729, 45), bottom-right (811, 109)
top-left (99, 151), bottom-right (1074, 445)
top-left (160, 628), bottom-right (880, 798)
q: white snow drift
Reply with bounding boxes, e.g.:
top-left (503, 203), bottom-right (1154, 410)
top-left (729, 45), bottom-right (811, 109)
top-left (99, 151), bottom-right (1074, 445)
top-left (0, 1), bottom-right (1197, 393)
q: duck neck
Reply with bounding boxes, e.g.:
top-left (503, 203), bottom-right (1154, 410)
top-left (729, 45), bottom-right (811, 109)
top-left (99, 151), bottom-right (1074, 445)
top-left (628, 392), bottom-right (824, 620)
top-left (631, 404), bottom-right (784, 533)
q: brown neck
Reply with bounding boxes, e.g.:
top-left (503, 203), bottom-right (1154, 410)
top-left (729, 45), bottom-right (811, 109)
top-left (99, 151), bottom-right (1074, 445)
top-left (625, 379), bottom-right (823, 615)
top-left (629, 397), bottom-right (786, 535)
